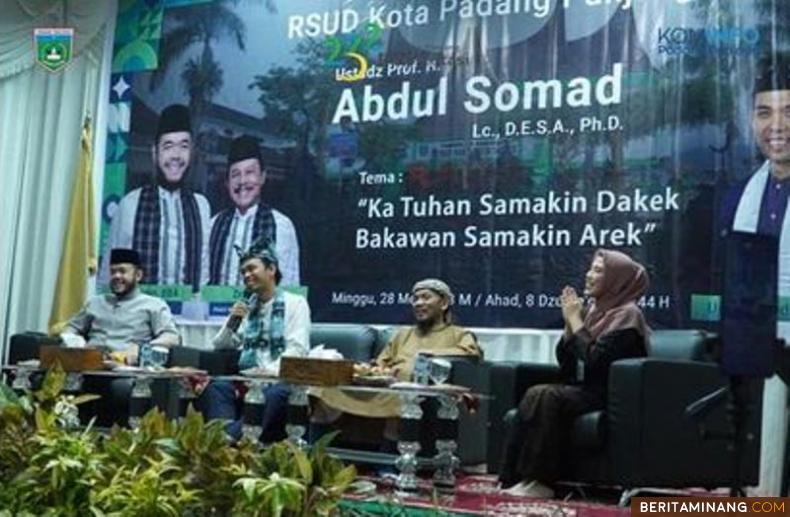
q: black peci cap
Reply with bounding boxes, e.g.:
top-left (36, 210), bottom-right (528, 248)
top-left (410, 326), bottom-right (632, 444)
top-left (228, 134), bottom-right (262, 167)
top-left (156, 104), bottom-right (191, 139)
top-left (754, 54), bottom-right (790, 94)
top-left (110, 248), bottom-right (141, 266)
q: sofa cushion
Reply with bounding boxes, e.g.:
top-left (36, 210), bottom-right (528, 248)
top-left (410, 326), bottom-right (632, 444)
top-left (310, 323), bottom-right (379, 362)
top-left (649, 330), bottom-right (710, 362)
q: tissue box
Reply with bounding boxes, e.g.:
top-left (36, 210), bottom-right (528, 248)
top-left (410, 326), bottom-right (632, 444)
top-left (280, 357), bottom-right (354, 386)
top-left (40, 345), bottom-right (103, 372)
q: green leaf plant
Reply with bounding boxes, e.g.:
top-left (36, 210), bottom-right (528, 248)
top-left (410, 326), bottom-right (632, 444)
top-left (237, 431), bottom-right (357, 516)
top-left (0, 369), bottom-right (357, 516)
top-left (0, 364), bottom-right (101, 515)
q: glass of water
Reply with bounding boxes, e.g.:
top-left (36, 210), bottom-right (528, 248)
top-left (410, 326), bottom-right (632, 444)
top-left (149, 346), bottom-right (170, 369)
top-left (139, 344), bottom-right (169, 369)
top-left (429, 358), bottom-right (452, 385)
top-left (413, 353), bottom-right (431, 384)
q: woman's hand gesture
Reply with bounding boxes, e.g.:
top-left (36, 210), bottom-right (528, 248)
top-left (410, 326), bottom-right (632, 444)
top-left (560, 286), bottom-right (584, 334)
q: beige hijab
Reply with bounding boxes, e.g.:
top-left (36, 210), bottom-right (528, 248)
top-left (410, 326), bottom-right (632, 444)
top-left (584, 249), bottom-right (651, 342)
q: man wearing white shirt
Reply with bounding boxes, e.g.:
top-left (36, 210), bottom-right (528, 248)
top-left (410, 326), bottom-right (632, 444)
top-left (721, 55), bottom-right (790, 496)
top-left (197, 240), bottom-right (310, 443)
top-left (208, 134), bottom-right (300, 286)
top-left (100, 104), bottom-right (211, 290)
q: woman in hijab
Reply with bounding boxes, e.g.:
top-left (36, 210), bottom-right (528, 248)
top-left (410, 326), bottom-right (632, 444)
top-left (498, 249), bottom-right (651, 498)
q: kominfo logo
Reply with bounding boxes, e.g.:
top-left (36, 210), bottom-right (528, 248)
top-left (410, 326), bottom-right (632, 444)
top-left (657, 26), bottom-right (761, 55)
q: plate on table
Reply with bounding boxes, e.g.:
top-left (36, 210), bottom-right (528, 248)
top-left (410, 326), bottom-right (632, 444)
top-left (352, 375), bottom-right (396, 386)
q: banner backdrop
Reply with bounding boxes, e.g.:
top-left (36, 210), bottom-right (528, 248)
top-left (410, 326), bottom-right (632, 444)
top-left (101, 0), bottom-right (790, 328)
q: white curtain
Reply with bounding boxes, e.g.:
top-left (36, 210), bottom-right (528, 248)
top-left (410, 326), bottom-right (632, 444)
top-left (0, 0), bottom-right (116, 360)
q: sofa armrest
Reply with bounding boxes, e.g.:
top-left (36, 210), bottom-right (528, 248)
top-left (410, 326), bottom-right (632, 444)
top-left (487, 362), bottom-right (561, 472)
top-left (446, 356), bottom-right (486, 389)
top-left (608, 358), bottom-right (762, 487)
top-left (417, 357), bottom-right (490, 466)
top-left (571, 410), bottom-right (606, 450)
top-left (8, 332), bottom-right (62, 364)
top-left (169, 347), bottom-right (240, 375)
top-left (167, 346), bottom-right (200, 368)
top-left (449, 357), bottom-right (490, 466)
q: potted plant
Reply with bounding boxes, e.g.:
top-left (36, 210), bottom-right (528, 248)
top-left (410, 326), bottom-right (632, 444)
top-left (0, 367), bottom-right (356, 516)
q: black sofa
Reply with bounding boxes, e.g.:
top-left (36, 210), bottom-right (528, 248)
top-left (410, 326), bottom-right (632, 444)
top-left (169, 322), bottom-right (490, 467)
top-left (168, 323), bottom-right (385, 374)
top-left (6, 332), bottom-right (179, 427)
top-left (489, 329), bottom-right (763, 496)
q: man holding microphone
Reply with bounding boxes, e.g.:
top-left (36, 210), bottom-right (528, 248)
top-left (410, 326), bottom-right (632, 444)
top-left (196, 238), bottom-right (310, 443)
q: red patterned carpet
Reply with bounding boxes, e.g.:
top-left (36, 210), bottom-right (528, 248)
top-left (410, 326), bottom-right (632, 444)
top-left (342, 474), bottom-right (631, 516)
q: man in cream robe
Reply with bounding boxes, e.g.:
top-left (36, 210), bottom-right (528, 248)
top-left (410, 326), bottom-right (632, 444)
top-left (312, 279), bottom-right (481, 425)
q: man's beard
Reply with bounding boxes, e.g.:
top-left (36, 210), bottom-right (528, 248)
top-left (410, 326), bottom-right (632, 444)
top-left (111, 280), bottom-right (137, 299)
top-left (416, 314), bottom-right (440, 330)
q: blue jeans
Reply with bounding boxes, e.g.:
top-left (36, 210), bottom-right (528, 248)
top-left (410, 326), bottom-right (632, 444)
top-left (196, 381), bottom-right (291, 444)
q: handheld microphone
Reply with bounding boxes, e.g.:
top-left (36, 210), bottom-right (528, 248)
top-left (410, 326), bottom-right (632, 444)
top-left (228, 291), bottom-right (257, 331)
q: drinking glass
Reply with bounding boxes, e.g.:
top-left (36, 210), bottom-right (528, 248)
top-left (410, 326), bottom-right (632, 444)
top-left (149, 345), bottom-right (170, 368)
top-left (412, 353), bottom-right (431, 384)
top-left (139, 344), bottom-right (169, 369)
top-left (429, 358), bottom-right (452, 385)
